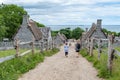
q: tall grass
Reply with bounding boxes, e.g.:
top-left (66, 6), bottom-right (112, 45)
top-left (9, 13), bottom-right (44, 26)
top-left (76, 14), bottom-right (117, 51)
top-left (0, 48), bottom-right (59, 80)
top-left (80, 48), bottom-right (120, 80)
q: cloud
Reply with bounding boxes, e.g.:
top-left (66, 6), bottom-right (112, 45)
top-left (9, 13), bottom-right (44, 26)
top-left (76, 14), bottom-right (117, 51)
top-left (1, 0), bottom-right (120, 26)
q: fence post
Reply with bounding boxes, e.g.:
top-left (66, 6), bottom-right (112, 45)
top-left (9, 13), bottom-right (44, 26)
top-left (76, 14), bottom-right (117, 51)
top-left (31, 39), bottom-right (34, 55)
top-left (15, 38), bottom-right (19, 57)
top-left (52, 39), bottom-right (54, 49)
top-left (90, 38), bottom-right (94, 56)
top-left (107, 35), bottom-right (114, 72)
top-left (98, 39), bottom-right (102, 60)
top-left (87, 38), bottom-right (90, 54)
top-left (40, 41), bottom-right (43, 53)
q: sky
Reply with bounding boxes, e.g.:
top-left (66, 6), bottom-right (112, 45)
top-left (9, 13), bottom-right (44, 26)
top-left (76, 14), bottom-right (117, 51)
top-left (1, 0), bottom-right (120, 26)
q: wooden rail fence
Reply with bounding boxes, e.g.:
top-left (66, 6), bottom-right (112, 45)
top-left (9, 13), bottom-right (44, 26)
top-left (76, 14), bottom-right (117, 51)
top-left (84, 35), bottom-right (120, 72)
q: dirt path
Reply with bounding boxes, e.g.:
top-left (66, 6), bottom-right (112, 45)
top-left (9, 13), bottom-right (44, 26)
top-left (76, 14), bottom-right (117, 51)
top-left (18, 43), bottom-right (102, 80)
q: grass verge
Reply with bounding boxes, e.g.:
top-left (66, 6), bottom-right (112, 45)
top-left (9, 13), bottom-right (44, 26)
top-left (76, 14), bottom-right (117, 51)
top-left (0, 48), bottom-right (59, 80)
top-left (80, 48), bottom-right (120, 80)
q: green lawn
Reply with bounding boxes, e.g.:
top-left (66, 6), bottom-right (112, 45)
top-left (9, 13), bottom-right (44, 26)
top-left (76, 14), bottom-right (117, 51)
top-left (0, 49), bottom-right (29, 58)
top-left (115, 47), bottom-right (120, 52)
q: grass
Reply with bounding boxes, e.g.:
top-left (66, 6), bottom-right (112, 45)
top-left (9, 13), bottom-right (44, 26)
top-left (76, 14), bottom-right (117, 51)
top-left (80, 48), bottom-right (120, 80)
top-left (0, 49), bottom-right (29, 58)
top-left (0, 48), bottom-right (59, 80)
top-left (115, 47), bottom-right (120, 52)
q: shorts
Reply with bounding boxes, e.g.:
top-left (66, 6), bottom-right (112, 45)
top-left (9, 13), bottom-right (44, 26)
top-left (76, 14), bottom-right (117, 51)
top-left (65, 52), bottom-right (68, 56)
top-left (76, 49), bottom-right (80, 52)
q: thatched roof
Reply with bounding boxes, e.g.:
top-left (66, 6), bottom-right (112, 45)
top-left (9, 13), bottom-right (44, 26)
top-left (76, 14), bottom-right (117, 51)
top-left (84, 23), bottom-right (96, 40)
top-left (13, 15), bottom-right (42, 41)
top-left (82, 20), bottom-right (107, 41)
top-left (57, 32), bottom-right (67, 41)
top-left (28, 19), bottom-right (42, 41)
top-left (39, 27), bottom-right (51, 39)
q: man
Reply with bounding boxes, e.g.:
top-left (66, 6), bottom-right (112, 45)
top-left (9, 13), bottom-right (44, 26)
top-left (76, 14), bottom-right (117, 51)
top-left (75, 42), bottom-right (81, 57)
top-left (64, 43), bottom-right (69, 57)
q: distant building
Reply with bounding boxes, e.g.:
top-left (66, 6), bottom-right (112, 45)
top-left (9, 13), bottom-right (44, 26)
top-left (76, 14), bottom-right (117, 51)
top-left (53, 32), bottom-right (67, 47)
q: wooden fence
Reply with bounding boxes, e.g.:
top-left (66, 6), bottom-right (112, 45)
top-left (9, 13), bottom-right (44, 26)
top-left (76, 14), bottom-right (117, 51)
top-left (14, 38), bottom-right (59, 57)
top-left (84, 35), bottom-right (120, 72)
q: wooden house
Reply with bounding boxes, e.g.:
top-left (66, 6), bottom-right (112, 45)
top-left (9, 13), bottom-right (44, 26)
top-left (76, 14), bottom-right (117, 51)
top-left (39, 27), bottom-right (52, 49)
top-left (53, 32), bottom-right (67, 47)
top-left (81, 19), bottom-right (107, 47)
top-left (13, 15), bottom-right (42, 42)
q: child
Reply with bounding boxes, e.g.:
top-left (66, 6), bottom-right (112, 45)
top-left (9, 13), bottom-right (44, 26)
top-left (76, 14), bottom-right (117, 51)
top-left (64, 43), bottom-right (69, 57)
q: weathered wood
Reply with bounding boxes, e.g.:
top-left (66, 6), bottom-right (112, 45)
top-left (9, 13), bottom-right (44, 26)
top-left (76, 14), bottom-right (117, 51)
top-left (87, 38), bottom-right (90, 54)
top-left (20, 50), bottom-right (32, 56)
top-left (31, 36), bottom-right (34, 54)
top-left (107, 35), bottom-right (114, 72)
top-left (15, 38), bottom-right (19, 57)
top-left (98, 39), bottom-right (102, 60)
top-left (40, 41), bottom-right (43, 53)
top-left (90, 38), bottom-right (94, 56)
top-left (19, 41), bottom-right (32, 45)
top-left (114, 50), bottom-right (120, 56)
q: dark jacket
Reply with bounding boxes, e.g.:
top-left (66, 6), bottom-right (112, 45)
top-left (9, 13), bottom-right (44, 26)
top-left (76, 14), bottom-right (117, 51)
top-left (75, 43), bottom-right (81, 52)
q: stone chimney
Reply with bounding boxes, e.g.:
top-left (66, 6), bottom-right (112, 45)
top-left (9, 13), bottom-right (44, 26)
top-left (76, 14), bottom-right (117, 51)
top-left (97, 19), bottom-right (102, 29)
top-left (85, 28), bottom-right (88, 32)
top-left (22, 15), bottom-right (29, 26)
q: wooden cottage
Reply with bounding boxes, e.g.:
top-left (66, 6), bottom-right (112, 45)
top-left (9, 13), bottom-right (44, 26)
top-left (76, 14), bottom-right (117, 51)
top-left (13, 15), bottom-right (42, 42)
top-left (81, 19), bottom-right (107, 47)
top-left (39, 27), bottom-right (52, 49)
top-left (53, 32), bottom-right (67, 47)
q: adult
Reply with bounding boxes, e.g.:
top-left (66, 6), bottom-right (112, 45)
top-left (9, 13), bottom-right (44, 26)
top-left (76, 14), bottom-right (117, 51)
top-left (75, 41), bottom-right (81, 57)
top-left (64, 43), bottom-right (69, 57)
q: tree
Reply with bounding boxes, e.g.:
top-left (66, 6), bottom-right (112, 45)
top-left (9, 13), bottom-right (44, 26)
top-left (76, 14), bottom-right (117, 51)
top-left (118, 32), bottom-right (120, 37)
top-left (102, 28), bottom-right (108, 35)
top-left (0, 4), bottom-right (27, 39)
top-left (51, 31), bottom-right (58, 37)
top-left (72, 27), bottom-right (84, 39)
top-left (35, 21), bottom-right (45, 27)
top-left (60, 27), bottom-right (72, 39)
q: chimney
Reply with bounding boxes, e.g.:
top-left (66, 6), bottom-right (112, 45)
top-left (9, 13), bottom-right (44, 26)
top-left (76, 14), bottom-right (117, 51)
top-left (97, 19), bottom-right (102, 28)
top-left (22, 15), bottom-right (29, 26)
top-left (85, 28), bottom-right (88, 32)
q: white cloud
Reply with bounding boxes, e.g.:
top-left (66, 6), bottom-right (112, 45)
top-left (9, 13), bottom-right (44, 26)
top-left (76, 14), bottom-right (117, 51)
top-left (1, 0), bottom-right (120, 26)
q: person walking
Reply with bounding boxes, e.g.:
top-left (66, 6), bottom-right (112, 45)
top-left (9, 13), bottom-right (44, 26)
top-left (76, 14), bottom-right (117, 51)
top-left (64, 43), bottom-right (69, 57)
top-left (75, 41), bottom-right (81, 57)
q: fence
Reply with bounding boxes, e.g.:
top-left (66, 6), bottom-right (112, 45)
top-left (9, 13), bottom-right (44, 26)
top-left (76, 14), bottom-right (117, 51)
top-left (0, 41), bottom-right (14, 50)
top-left (83, 35), bottom-right (120, 72)
top-left (0, 37), bottom-right (63, 63)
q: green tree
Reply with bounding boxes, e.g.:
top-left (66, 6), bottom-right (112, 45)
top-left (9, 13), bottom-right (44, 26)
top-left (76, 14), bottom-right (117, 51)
top-left (60, 27), bottom-right (72, 39)
top-left (102, 28), bottom-right (108, 35)
top-left (118, 32), bottom-right (120, 37)
top-left (0, 4), bottom-right (27, 39)
top-left (72, 27), bottom-right (84, 39)
top-left (51, 31), bottom-right (58, 37)
top-left (35, 21), bottom-right (45, 27)
top-left (0, 15), bottom-right (8, 40)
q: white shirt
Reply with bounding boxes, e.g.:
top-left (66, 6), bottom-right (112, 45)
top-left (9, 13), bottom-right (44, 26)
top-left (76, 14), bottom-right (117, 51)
top-left (64, 45), bottom-right (69, 52)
